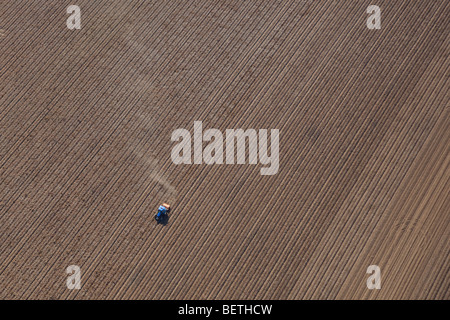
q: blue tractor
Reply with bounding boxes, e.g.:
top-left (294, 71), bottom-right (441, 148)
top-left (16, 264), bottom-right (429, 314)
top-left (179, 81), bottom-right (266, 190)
top-left (155, 203), bottom-right (170, 222)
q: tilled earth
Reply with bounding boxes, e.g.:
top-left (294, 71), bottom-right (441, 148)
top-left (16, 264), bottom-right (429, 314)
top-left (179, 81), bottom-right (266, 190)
top-left (0, 0), bottom-right (448, 299)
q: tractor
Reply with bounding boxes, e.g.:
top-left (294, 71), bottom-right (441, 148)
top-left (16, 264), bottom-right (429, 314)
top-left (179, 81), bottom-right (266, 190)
top-left (155, 203), bottom-right (170, 223)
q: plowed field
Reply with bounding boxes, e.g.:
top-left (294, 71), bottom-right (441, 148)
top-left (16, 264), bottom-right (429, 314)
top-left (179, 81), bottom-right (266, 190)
top-left (0, 0), bottom-right (448, 299)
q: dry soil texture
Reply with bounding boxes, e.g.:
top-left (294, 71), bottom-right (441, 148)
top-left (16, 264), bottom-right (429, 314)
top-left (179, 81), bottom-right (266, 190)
top-left (0, 0), bottom-right (448, 299)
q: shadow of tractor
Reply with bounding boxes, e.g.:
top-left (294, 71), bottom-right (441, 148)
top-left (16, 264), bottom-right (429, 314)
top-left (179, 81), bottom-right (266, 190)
top-left (155, 213), bottom-right (170, 226)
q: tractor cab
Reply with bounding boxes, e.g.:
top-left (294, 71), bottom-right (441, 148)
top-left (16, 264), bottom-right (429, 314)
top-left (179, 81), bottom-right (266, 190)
top-left (155, 203), bottom-right (170, 222)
